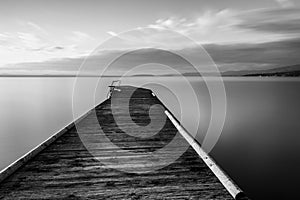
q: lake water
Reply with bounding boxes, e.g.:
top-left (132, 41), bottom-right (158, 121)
top-left (1, 77), bottom-right (300, 199)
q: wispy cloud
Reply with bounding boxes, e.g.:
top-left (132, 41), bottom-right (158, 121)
top-left (275, 0), bottom-right (294, 8)
top-left (26, 21), bottom-right (49, 36)
top-left (149, 9), bottom-right (236, 34)
top-left (107, 31), bottom-right (118, 37)
top-left (0, 22), bottom-right (55, 52)
top-left (147, 7), bottom-right (300, 44)
top-left (0, 22), bottom-right (97, 67)
top-left (147, 9), bottom-right (238, 43)
top-left (69, 31), bottom-right (94, 43)
top-left (17, 32), bottom-right (47, 50)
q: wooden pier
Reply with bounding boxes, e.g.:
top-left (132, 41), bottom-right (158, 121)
top-left (0, 85), bottom-right (249, 199)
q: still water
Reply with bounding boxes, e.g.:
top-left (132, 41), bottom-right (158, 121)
top-left (0, 77), bottom-right (300, 199)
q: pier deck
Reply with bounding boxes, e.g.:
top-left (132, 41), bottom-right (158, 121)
top-left (0, 86), bottom-right (243, 199)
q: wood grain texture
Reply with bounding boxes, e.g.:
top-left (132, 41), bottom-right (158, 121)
top-left (0, 86), bottom-right (233, 200)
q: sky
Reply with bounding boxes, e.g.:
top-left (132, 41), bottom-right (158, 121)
top-left (0, 0), bottom-right (300, 75)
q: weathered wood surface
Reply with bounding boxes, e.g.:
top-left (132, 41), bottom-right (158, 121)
top-left (0, 86), bottom-right (234, 199)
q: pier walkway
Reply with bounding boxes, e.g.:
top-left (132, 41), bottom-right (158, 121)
top-left (0, 86), bottom-right (248, 199)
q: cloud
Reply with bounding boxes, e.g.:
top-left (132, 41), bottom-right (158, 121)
top-left (1, 48), bottom-right (203, 76)
top-left (146, 10), bottom-right (253, 45)
top-left (237, 8), bottom-right (300, 35)
top-left (0, 33), bottom-right (11, 46)
top-left (146, 7), bottom-right (300, 44)
top-left (107, 31), bottom-right (118, 37)
top-left (17, 32), bottom-right (46, 50)
top-left (148, 9), bottom-right (236, 35)
top-left (0, 23), bottom-right (97, 67)
top-left (4, 35), bottom-right (300, 76)
top-left (0, 22), bottom-right (55, 52)
top-left (67, 31), bottom-right (96, 53)
top-left (1, 31), bottom-right (65, 53)
top-left (275, 0), bottom-right (294, 8)
top-left (2, 7), bottom-right (300, 74)
top-left (70, 31), bottom-right (94, 43)
top-left (204, 37), bottom-right (300, 68)
top-left (26, 22), bottom-right (49, 36)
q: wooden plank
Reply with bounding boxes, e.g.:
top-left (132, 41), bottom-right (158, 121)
top-left (0, 86), bottom-right (243, 199)
top-left (165, 110), bottom-right (250, 200)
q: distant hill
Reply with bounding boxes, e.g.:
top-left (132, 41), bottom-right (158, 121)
top-left (2, 65), bottom-right (299, 77)
top-left (153, 65), bottom-right (300, 77)
top-left (222, 64), bottom-right (300, 77)
top-left (131, 74), bottom-right (155, 77)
